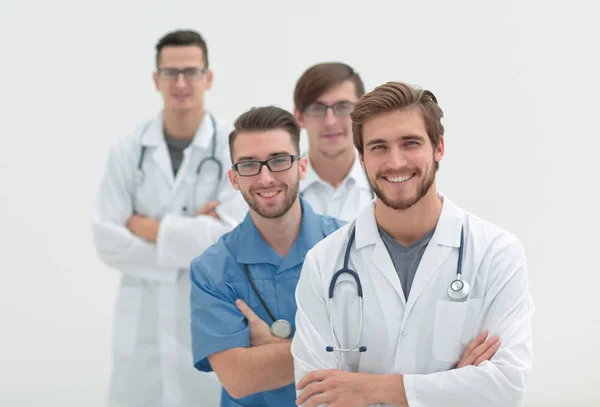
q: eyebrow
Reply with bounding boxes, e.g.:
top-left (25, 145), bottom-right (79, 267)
top-left (365, 134), bottom-right (426, 147)
top-left (313, 99), bottom-right (353, 105)
top-left (236, 151), bottom-right (294, 162)
top-left (160, 66), bottom-right (203, 70)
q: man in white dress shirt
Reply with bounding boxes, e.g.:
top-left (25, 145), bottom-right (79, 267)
top-left (212, 63), bottom-right (374, 225)
top-left (294, 62), bottom-right (373, 221)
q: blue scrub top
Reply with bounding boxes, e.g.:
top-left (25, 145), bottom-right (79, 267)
top-left (190, 198), bottom-right (344, 407)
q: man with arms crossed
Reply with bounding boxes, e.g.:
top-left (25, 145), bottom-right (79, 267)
top-left (92, 30), bottom-right (240, 406)
top-left (292, 82), bottom-right (534, 407)
top-left (189, 106), bottom-right (344, 406)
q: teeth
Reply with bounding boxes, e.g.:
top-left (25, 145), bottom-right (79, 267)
top-left (386, 175), bottom-right (413, 183)
top-left (259, 191), bottom-right (278, 198)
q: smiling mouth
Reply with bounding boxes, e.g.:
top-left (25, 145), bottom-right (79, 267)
top-left (383, 174), bottom-right (415, 183)
top-left (257, 190), bottom-right (281, 198)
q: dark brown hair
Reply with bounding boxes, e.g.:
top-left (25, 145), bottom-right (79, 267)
top-left (228, 106), bottom-right (301, 162)
top-left (294, 62), bottom-right (365, 110)
top-left (155, 29), bottom-right (209, 68)
top-left (351, 81), bottom-right (444, 157)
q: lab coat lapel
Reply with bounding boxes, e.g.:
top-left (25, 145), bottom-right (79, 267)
top-left (354, 203), bottom-right (406, 304)
top-left (370, 240), bottom-right (406, 303)
top-left (172, 113), bottom-right (214, 193)
top-left (404, 196), bottom-right (463, 315)
top-left (142, 115), bottom-right (175, 187)
top-left (151, 143), bottom-right (175, 186)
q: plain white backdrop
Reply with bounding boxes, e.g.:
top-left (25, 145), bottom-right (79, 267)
top-left (0, 0), bottom-right (598, 406)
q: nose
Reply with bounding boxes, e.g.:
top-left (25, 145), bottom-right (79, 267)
top-left (256, 163), bottom-right (276, 184)
top-left (324, 108), bottom-right (337, 126)
top-left (388, 146), bottom-right (408, 168)
top-left (175, 73), bottom-right (187, 88)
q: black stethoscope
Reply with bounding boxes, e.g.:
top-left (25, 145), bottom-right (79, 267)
top-left (325, 224), bottom-right (470, 354)
top-left (243, 264), bottom-right (292, 339)
top-left (133, 114), bottom-right (223, 212)
top-left (447, 226), bottom-right (471, 300)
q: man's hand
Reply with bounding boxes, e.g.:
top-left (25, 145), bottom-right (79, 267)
top-left (126, 214), bottom-right (160, 242)
top-left (196, 200), bottom-right (220, 219)
top-left (296, 370), bottom-right (376, 407)
top-left (236, 299), bottom-right (286, 347)
top-left (457, 331), bottom-right (501, 368)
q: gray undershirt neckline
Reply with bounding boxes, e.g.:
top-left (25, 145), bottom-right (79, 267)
top-left (164, 131), bottom-right (193, 176)
top-left (378, 226), bottom-right (435, 300)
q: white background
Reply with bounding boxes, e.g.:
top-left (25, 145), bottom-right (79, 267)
top-left (0, 0), bottom-right (598, 406)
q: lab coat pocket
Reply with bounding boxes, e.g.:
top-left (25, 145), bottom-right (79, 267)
top-left (460, 298), bottom-right (483, 344)
top-left (432, 299), bottom-right (482, 363)
top-left (113, 286), bottom-right (143, 355)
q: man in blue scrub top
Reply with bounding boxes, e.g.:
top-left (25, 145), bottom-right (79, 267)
top-left (189, 105), bottom-right (344, 407)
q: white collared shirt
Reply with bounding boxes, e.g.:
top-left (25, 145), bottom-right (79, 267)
top-left (299, 152), bottom-right (373, 222)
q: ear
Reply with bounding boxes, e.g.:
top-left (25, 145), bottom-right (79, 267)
top-left (227, 168), bottom-right (240, 191)
top-left (205, 69), bottom-right (214, 91)
top-left (359, 152), bottom-right (365, 169)
top-left (153, 71), bottom-right (160, 91)
top-left (294, 108), bottom-right (305, 129)
top-left (298, 156), bottom-right (308, 181)
top-left (434, 135), bottom-right (445, 163)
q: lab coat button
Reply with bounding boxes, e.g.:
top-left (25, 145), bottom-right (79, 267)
top-left (402, 332), bottom-right (407, 337)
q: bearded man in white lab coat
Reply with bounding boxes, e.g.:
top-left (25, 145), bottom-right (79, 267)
top-left (292, 81), bottom-right (534, 407)
top-left (92, 30), bottom-right (246, 407)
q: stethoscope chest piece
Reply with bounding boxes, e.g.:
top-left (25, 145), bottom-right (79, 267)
top-left (270, 319), bottom-right (292, 339)
top-left (447, 278), bottom-right (470, 300)
top-left (243, 264), bottom-right (292, 339)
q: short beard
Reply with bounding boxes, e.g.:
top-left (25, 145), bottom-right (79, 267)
top-left (241, 181), bottom-right (299, 219)
top-left (367, 161), bottom-right (436, 210)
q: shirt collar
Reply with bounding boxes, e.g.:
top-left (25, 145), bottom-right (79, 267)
top-left (300, 149), bottom-right (371, 192)
top-left (233, 198), bottom-right (326, 269)
top-left (355, 192), bottom-right (463, 250)
top-left (141, 111), bottom-right (215, 149)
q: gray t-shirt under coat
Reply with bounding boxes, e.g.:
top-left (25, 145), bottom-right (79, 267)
top-left (378, 226), bottom-right (435, 300)
top-left (164, 132), bottom-right (193, 176)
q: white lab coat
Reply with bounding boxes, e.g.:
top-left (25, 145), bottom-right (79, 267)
top-left (92, 111), bottom-right (245, 407)
top-left (292, 195), bottom-right (534, 407)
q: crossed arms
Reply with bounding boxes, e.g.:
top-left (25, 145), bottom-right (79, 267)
top-left (291, 240), bottom-right (534, 407)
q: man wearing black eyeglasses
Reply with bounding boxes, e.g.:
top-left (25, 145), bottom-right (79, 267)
top-left (189, 106), bottom-right (345, 407)
top-left (293, 62), bottom-right (374, 221)
top-left (92, 29), bottom-right (242, 407)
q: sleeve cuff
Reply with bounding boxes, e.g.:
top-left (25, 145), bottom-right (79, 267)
top-left (215, 195), bottom-right (248, 227)
top-left (403, 374), bottom-right (420, 406)
top-left (193, 328), bottom-right (250, 372)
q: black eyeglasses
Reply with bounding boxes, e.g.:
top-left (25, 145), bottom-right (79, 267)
top-left (303, 101), bottom-right (355, 117)
top-left (157, 67), bottom-right (207, 82)
top-left (232, 154), bottom-right (300, 177)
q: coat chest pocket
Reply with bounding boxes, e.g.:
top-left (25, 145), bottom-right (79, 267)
top-left (432, 298), bottom-right (483, 363)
